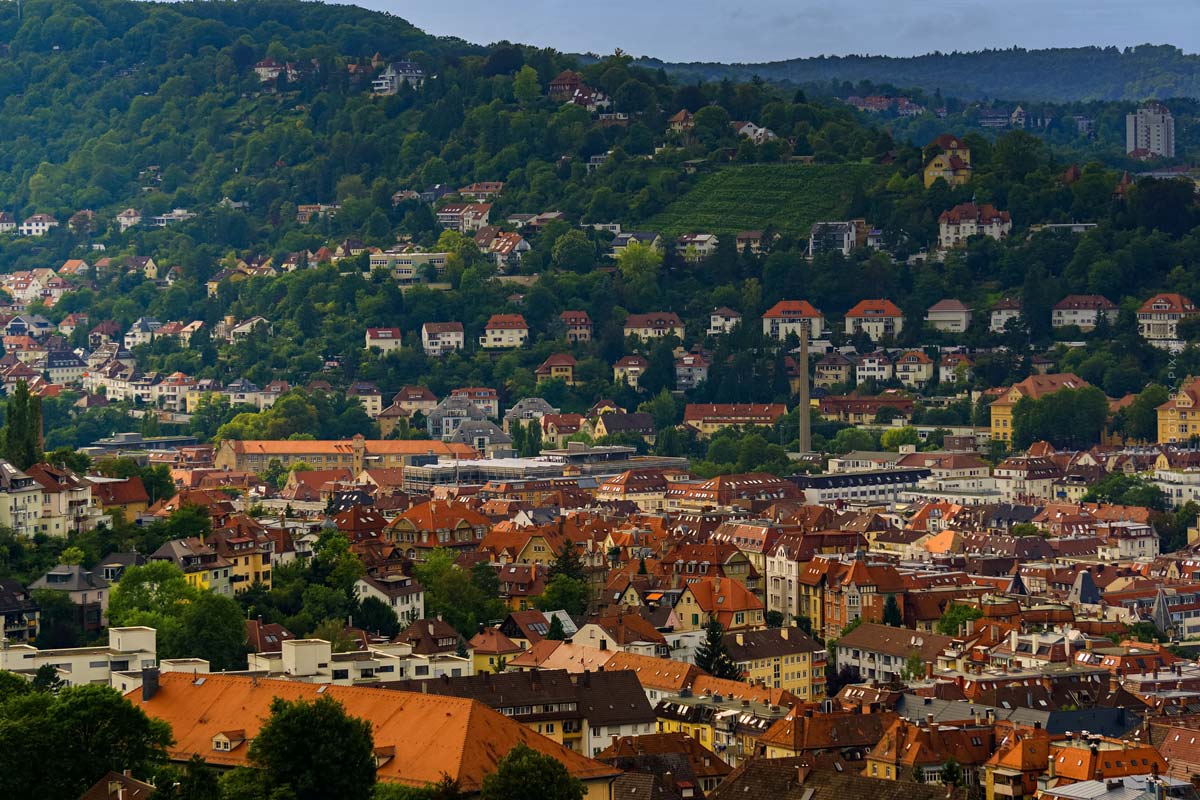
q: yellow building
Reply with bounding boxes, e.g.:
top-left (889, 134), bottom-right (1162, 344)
top-left (468, 628), bottom-right (524, 674)
top-left (723, 628), bottom-right (828, 701)
top-left (1157, 377), bottom-right (1200, 443)
top-left (923, 134), bottom-right (973, 188)
top-left (990, 373), bottom-right (1089, 444)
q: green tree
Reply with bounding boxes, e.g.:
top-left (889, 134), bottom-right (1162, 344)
top-left (354, 596), bottom-right (401, 638)
top-left (936, 604), bottom-right (983, 636)
top-left (2, 380), bottom-right (42, 469)
top-left (764, 610), bottom-right (784, 628)
top-left (31, 663), bottom-right (65, 693)
top-left (693, 615), bottom-right (741, 679)
top-left (178, 592), bottom-right (249, 671)
top-left (551, 230), bottom-right (594, 272)
top-left (940, 758), bottom-right (963, 787)
top-left (534, 574), bottom-right (589, 616)
top-left (1083, 473), bottom-right (1167, 511)
top-left (513, 65), bottom-right (541, 106)
top-left (548, 541), bottom-right (586, 582)
top-left (881, 594), bottom-right (903, 627)
top-left (248, 695), bottom-right (377, 800)
top-left (480, 742), bottom-right (584, 800)
top-left (880, 426), bottom-right (920, 451)
top-left (546, 614), bottom-right (566, 640)
top-left (0, 684), bottom-right (171, 797)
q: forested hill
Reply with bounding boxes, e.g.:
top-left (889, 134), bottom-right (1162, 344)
top-left (636, 45), bottom-right (1200, 102)
top-left (0, 0), bottom-right (475, 211)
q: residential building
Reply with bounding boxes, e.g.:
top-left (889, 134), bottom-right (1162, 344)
top-left (923, 134), bottom-right (972, 188)
top-left (683, 404), bottom-right (787, 437)
top-left (1156, 377), bottom-right (1200, 443)
top-left (372, 61), bottom-right (425, 93)
top-left (926, 299), bottom-right (973, 333)
top-left (993, 456), bottom-right (1064, 502)
top-left (624, 312), bottom-right (685, 341)
top-left (788, 468), bottom-right (929, 510)
top-left (0, 460), bottom-right (43, 538)
top-left (560, 310), bottom-right (593, 342)
top-left (938, 353), bottom-right (974, 384)
top-left (845, 299), bottom-right (904, 341)
top-left (613, 356), bottom-right (649, 389)
top-left (19, 214), bottom-right (58, 237)
top-left (0, 626), bottom-right (156, 687)
top-left (674, 577), bottom-right (764, 632)
top-left (809, 220), bottom-right (866, 257)
top-left (1052, 295), bottom-right (1117, 331)
top-left (938, 203), bottom-right (1012, 249)
top-left (675, 351), bottom-right (711, 390)
top-left (855, 351), bottom-right (893, 384)
top-left (536, 353), bottom-right (578, 386)
top-left (865, 716), bottom-right (995, 786)
top-left (990, 373), bottom-right (1089, 444)
top-left (894, 351), bottom-right (935, 388)
top-left (29, 563), bottom-right (110, 631)
top-left (449, 387), bottom-right (499, 418)
top-left (1126, 103), bottom-right (1175, 158)
top-left (391, 386), bottom-right (438, 416)
top-left (365, 327), bottom-right (404, 354)
top-left (421, 322), bottom-right (464, 356)
top-left (723, 627), bottom-right (827, 700)
top-left (1137, 293), bottom-right (1198, 346)
top-left (389, 668), bottom-right (656, 757)
top-left (213, 436), bottom-right (474, 473)
top-left (354, 574), bottom-right (425, 626)
top-left (611, 232), bottom-right (662, 257)
top-left (818, 393), bottom-right (915, 424)
top-left (676, 233), bottom-right (719, 261)
top-left (708, 307), bottom-right (741, 335)
top-left (834, 622), bottom-right (952, 684)
top-left (132, 672), bottom-right (619, 793)
top-left (427, 395), bottom-right (489, 439)
top-left (815, 352), bottom-right (854, 388)
top-left (762, 300), bottom-right (824, 341)
top-left (479, 314), bottom-right (528, 349)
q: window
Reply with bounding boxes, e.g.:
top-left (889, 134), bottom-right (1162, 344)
top-left (332, 669), bottom-right (349, 680)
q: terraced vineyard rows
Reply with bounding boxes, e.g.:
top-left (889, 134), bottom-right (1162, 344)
top-left (648, 163), bottom-right (890, 236)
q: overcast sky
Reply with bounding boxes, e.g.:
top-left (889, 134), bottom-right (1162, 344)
top-left (363, 0), bottom-right (1198, 62)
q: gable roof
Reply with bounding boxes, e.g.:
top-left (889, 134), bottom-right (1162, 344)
top-left (130, 673), bottom-right (618, 792)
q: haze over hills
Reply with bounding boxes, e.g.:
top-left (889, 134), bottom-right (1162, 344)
top-left (633, 45), bottom-right (1200, 102)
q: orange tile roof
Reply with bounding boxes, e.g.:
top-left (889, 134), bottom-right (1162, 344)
top-left (845, 299), bottom-right (902, 318)
top-left (130, 673), bottom-right (618, 791)
top-left (603, 652), bottom-right (704, 692)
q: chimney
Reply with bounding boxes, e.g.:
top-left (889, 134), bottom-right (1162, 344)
top-left (926, 713), bottom-right (935, 727)
top-left (141, 667), bottom-right (160, 702)
top-left (926, 661), bottom-right (934, 680)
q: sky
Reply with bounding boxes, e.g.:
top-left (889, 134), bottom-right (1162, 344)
top-left (355, 0), bottom-right (1200, 63)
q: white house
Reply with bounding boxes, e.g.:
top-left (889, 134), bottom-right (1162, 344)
top-left (421, 322), bottom-right (464, 356)
top-left (925, 299), bottom-right (972, 333)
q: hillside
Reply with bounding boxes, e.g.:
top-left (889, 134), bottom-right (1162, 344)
top-left (647, 164), bottom-right (888, 236)
top-left (636, 45), bottom-right (1200, 102)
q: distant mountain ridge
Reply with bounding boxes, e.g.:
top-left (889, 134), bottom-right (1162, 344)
top-left (633, 44), bottom-right (1200, 102)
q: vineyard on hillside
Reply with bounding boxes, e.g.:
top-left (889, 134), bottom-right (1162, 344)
top-left (648, 163), bottom-right (891, 236)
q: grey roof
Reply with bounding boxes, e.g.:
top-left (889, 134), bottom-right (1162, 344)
top-left (891, 693), bottom-right (1137, 738)
top-left (30, 564), bottom-right (109, 592)
top-left (448, 420), bottom-right (511, 446)
top-left (502, 397), bottom-right (558, 424)
top-left (1043, 776), bottom-right (1194, 800)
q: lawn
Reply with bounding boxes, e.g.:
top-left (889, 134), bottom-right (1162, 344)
top-left (647, 163), bottom-right (890, 236)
